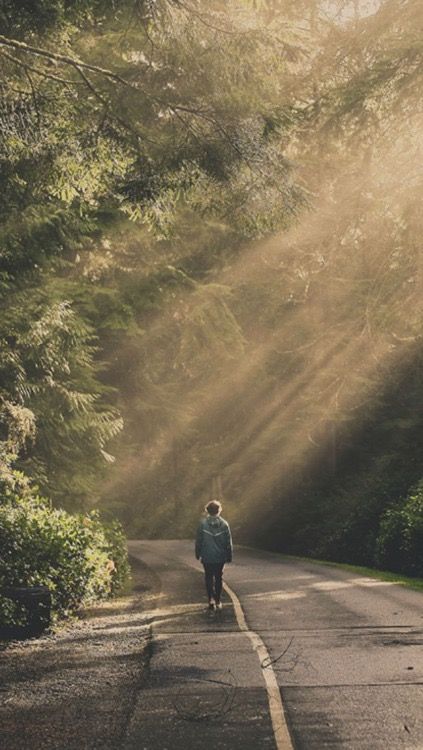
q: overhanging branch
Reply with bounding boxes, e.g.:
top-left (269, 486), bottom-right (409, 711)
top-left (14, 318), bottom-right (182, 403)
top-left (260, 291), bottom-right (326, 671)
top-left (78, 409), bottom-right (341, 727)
top-left (0, 34), bottom-right (135, 89)
top-left (1, 49), bottom-right (83, 87)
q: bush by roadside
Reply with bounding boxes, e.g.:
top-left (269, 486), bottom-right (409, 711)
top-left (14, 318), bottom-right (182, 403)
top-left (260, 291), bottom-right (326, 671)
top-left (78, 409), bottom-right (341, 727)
top-left (375, 482), bottom-right (423, 577)
top-left (0, 488), bottom-right (130, 629)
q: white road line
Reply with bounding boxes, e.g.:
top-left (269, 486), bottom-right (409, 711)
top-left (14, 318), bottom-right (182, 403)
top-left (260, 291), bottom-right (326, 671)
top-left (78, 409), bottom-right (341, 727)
top-left (129, 544), bottom-right (294, 749)
top-left (187, 555), bottom-right (293, 750)
top-left (222, 580), bottom-right (294, 750)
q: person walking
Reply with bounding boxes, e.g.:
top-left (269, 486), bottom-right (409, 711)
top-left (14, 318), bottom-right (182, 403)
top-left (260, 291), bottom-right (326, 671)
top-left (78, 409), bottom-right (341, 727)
top-left (195, 500), bottom-right (233, 611)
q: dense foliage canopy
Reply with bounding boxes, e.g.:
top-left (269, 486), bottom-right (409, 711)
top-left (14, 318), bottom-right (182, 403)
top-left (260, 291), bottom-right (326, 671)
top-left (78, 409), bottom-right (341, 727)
top-left (1, 0), bottom-right (422, 591)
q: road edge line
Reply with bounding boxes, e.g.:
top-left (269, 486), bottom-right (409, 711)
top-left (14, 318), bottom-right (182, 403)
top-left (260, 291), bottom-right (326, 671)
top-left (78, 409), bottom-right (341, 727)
top-left (222, 580), bottom-right (294, 750)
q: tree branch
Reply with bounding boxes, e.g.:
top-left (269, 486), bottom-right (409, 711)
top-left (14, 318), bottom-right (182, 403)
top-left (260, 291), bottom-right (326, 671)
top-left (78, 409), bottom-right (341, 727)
top-left (73, 64), bottom-right (144, 148)
top-left (0, 33), bottom-right (171, 113)
top-left (24, 67), bottom-right (41, 124)
top-left (0, 34), bottom-right (135, 89)
top-left (0, 32), bottom-right (287, 172)
top-left (1, 49), bottom-right (82, 87)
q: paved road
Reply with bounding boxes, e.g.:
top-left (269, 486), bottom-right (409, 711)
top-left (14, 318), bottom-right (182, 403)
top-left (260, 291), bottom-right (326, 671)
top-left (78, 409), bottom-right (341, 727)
top-left (127, 540), bottom-right (423, 750)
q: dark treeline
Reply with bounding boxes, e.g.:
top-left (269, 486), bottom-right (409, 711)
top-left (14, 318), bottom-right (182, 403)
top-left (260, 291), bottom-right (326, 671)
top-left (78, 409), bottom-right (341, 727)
top-left (1, 0), bottom-right (422, 599)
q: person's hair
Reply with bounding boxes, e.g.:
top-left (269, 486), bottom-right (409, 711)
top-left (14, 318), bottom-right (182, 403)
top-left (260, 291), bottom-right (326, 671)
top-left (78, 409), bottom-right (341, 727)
top-left (205, 500), bottom-right (222, 516)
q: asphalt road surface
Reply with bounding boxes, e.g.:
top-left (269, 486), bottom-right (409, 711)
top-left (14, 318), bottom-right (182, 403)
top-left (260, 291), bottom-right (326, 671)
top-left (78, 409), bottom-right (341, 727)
top-left (127, 540), bottom-right (423, 750)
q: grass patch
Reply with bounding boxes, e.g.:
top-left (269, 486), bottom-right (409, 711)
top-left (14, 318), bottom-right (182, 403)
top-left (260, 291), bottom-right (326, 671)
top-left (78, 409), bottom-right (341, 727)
top-left (239, 545), bottom-right (423, 592)
top-left (281, 554), bottom-right (423, 592)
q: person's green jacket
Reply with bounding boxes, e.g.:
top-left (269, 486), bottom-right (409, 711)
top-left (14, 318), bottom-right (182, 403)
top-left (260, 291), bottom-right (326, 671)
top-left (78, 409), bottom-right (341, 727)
top-left (195, 515), bottom-right (233, 564)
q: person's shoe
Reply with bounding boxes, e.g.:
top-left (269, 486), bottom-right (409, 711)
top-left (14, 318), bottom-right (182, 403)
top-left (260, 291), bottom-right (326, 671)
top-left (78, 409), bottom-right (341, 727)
top-left (208, 600), bottom-right (215, 611)
top-left (215, 601), bottom-right (223, 611)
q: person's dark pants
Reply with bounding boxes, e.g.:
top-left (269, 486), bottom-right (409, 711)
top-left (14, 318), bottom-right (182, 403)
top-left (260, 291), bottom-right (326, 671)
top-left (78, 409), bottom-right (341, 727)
top-left (203, 562), bottom-right (224, 603)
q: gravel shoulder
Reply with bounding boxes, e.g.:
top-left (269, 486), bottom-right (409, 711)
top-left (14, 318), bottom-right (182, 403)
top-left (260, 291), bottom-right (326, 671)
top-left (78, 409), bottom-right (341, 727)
top-left (0, 556), bottom-right (158, 750)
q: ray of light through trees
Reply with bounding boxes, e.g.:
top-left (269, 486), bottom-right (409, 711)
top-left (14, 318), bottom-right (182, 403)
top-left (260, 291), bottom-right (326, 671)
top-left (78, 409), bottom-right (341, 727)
top-left (1, 0), bottom-right (423, 589)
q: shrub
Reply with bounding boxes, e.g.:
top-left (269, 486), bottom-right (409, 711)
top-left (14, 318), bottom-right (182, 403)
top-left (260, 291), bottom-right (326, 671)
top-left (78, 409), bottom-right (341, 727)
top-left (376, 482), bottom-right (423, 577)
top-left (102, 519), bottom-right (131, 594)
top-left (0, 495), bottom-right (129, 628)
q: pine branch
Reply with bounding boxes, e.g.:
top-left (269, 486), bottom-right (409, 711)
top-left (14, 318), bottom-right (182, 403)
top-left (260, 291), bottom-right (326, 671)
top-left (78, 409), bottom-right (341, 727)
top-left (0, 34), bottom-right (135, 88)
top-left (0, 39), bottom-right (148, 149)
top-left (0, 34), bottom-right (210, 130)
top-left (0, 33), bottom-right (290, 171)
top-left (73, 63), bottom-right (144, 147)
top-left (0, 49), bottom-right (83, 87)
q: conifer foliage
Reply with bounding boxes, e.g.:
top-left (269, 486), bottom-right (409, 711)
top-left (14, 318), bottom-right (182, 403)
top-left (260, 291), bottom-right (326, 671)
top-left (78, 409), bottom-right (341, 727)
top-left (1, 0), bottom-right (423, 617)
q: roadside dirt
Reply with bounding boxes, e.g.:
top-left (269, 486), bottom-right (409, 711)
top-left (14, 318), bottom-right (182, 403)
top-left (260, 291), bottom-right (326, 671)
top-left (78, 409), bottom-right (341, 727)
top-left (0, 556), bottom-right (159, 750)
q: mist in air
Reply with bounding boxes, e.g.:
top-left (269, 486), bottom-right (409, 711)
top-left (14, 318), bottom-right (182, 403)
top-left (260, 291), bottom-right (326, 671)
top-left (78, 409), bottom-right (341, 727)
top-left (97, 0), bottom-right (423, 557)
